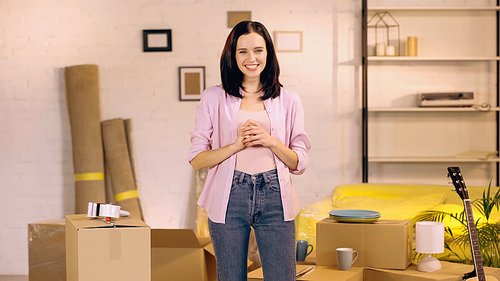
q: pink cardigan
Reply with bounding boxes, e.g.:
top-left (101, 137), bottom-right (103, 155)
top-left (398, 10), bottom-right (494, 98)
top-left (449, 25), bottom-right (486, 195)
top-left (188, 85), bottom-right (311, 223)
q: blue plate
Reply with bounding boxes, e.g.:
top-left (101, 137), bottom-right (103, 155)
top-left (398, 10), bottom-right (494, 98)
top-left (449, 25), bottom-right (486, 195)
top-left (329, 209), bottom-right (381, 223)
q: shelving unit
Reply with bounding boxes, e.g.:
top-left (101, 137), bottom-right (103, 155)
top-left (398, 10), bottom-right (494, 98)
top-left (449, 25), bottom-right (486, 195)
top-left (369, 107), bottom-right (500, 112)
top-left (369, 56), bottom-right (500, 61)
top-left (361, 1), bottom-right (500, 185)
top-left (370, 157), bottom-right (500, 163)
top-left (368, 7), bottom-right (500, 11)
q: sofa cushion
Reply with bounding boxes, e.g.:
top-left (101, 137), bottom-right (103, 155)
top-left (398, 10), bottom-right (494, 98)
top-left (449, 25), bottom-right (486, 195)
top-left (332, 184), bottom-right (447, 220)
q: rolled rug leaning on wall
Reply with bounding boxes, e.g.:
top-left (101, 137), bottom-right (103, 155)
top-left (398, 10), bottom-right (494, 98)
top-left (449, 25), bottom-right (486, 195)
top-left (102, 118), bottom-right (143, 219)
top-left (64, 64), bottom-right (106, 214)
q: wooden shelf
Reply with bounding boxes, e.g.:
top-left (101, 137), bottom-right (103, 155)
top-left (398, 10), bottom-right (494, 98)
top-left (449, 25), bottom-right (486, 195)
top-left (369, 157), bottom-right (500, 163)
top-left (368, 7), bottom-right (500, 11)
top-left (368, 56), bottom-right (500, 61)
top-left (361, 1), bottom-right (500, 184)
top-left (369, 107), bottom-right (500, 112)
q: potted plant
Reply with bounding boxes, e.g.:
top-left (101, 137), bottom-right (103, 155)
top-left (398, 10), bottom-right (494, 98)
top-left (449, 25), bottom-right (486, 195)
top-left (413, 184), bottom-right (500, 268)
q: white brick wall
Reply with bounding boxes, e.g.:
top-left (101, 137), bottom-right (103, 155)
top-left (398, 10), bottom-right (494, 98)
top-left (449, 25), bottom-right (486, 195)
top-left (0, 0), bottom-right (361, 275)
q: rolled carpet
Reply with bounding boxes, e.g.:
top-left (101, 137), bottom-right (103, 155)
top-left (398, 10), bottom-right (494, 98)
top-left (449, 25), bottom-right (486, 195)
top-left (101, 118), bottom-right (142, 219)
top-left (64, 64), bottom-right (106, 214)
top-left (124, 119), bottom-right (137, 188)
top-left (123, 119), bottom-right (144, 220)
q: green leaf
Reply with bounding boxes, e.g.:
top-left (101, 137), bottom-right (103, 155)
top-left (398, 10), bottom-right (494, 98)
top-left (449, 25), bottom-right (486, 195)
top-left (414, 189), bottom-right (500, 268)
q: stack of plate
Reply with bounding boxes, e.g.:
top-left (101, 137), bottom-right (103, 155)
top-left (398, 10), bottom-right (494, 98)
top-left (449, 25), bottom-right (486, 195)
top-left (329, 209), bottom-right (381, 223)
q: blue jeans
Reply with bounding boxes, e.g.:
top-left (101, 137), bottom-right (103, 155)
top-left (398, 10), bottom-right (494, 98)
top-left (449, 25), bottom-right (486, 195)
top-left (208, 169), bottom-right (296, 281)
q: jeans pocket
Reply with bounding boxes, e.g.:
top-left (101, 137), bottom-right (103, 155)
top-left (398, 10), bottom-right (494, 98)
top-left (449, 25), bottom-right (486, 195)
top-left (231, 177), bottom-right (241, 192)
top-left (266, 173), bottom-right (280, 192)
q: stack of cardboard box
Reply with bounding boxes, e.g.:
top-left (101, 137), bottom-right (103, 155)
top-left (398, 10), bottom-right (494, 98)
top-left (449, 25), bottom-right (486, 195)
top-left (28, 215), bottom-right (217, 281)
top-left (28, 216), bottom-right (500, 280)
top-left (248, 218), bottom-right (411, 281)
top-left (250, 217), bottom-right (500, 280)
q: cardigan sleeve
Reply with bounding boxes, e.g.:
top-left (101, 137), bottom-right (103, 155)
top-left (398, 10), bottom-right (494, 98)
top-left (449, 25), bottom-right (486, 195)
top-left (287, 91), bottom-right (312, 175)
top-left (188, 87), bottom-right (218, 162)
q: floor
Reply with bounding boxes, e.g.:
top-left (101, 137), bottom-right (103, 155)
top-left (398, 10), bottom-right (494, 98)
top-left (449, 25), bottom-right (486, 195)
top-left (0, 276), bottom-right (28, 281)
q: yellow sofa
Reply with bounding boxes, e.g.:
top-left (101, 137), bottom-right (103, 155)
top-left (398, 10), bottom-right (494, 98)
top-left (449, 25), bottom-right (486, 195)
top-left (296, 183), bottom-right (500, 262)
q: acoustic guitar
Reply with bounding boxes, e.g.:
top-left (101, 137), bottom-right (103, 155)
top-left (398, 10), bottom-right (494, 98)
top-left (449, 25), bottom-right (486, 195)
top-left (447, 167), bottom-right (498, 281)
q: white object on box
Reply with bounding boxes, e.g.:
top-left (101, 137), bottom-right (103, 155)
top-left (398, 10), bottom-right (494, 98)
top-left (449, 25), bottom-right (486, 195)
top-left (87, 202), bottom-right (121, 219)
top-left (416, 221), bottom-right (444, 272)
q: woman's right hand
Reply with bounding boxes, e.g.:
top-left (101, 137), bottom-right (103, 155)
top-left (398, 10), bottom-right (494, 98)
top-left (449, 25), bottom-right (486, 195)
top-left (232, 119), bottom-right (252, 151)
top-left (190, 120), bottom-right (250, 170)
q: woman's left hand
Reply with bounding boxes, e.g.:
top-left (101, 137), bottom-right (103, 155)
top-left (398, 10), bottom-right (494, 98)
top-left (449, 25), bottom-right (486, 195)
top-left (241, 119), bottom-right (277, 148)
top-left (241, 119), bottom-right (299, 170)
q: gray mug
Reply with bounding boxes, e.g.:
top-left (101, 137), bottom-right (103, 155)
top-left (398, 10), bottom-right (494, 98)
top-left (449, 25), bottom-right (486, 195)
top-left (336, 247), bottom-right (358, 271)
top-left (296, 240), bottom-right (313, 261)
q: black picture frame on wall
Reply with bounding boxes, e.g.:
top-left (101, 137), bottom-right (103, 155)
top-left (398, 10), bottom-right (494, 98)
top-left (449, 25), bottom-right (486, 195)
top-left (143, 29), bottom-right (172, 52)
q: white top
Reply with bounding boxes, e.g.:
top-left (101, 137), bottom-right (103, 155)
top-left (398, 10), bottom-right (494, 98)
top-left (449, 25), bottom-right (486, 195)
top-left (235, 110), bottom-right (276, 174)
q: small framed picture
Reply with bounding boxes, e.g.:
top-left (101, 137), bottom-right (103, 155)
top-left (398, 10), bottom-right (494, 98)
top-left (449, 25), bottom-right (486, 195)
top-left (143, 29), bottom-right (172, 52)
top-left (275, 31), bottom-right (303, 52)
top-left (179, 67), bottom-right (205, 101)
top-left (227, 11), bottom-right (251, 28)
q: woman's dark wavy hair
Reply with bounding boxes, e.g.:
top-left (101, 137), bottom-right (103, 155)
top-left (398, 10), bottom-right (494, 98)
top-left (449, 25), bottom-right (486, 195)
top-left (220, 21), bottom-right (282, 100)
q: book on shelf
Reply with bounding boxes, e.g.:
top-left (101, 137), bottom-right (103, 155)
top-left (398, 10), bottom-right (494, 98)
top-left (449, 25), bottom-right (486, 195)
top-left (455, 151), bottom-right (498, 159)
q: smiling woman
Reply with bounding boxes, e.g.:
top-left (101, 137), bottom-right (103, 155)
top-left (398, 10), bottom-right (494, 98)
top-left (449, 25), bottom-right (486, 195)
top-left (188, 21), bottom-right (311, 281)
top-left (235, 32), bottom-right (267, 81)
top-left (220, 21), bottom-right (282, 101)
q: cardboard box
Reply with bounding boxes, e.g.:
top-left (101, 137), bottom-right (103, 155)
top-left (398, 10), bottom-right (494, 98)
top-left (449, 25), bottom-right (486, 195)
top-left (248, 265), bottom-right (363, 281)
top-left (316, 219), bottom-right (412, 270)
top-left (364, 261), bottom-right (500, 281)
top-left (28, 219), bottom-right (66, 281)
top-left (151, 229), bottom-right (216, 281)
top-left (65, 214), bottom-right (150, 281)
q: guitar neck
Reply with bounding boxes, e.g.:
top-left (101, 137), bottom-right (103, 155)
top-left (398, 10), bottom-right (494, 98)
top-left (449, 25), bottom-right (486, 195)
top-left (464, 199), bottom-right (486, 280)
top-left (447, 167), bottom-right (496, 281)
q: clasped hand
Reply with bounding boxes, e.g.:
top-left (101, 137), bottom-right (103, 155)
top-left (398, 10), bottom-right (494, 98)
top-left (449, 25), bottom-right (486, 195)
top-left (236, 119), bottom-right (276, 149)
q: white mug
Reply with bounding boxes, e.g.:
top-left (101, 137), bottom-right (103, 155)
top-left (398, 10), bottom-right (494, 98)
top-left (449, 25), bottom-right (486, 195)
top-left (337, 247), bottom-right (358, 271)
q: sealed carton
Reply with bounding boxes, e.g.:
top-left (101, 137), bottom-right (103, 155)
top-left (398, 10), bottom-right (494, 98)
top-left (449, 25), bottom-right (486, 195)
top-left (65, 214), bottom-right (150, 281)
top-left (364, 261), bottom-right (500, 281)
top-left (151, 229), bottom-right (216, 281)
top-left (316, 219), bottom-right (412, 270)
top-left (248, 265), bottom-right (363, 281)
top-left (28, 219), bottom-right (66, 281)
